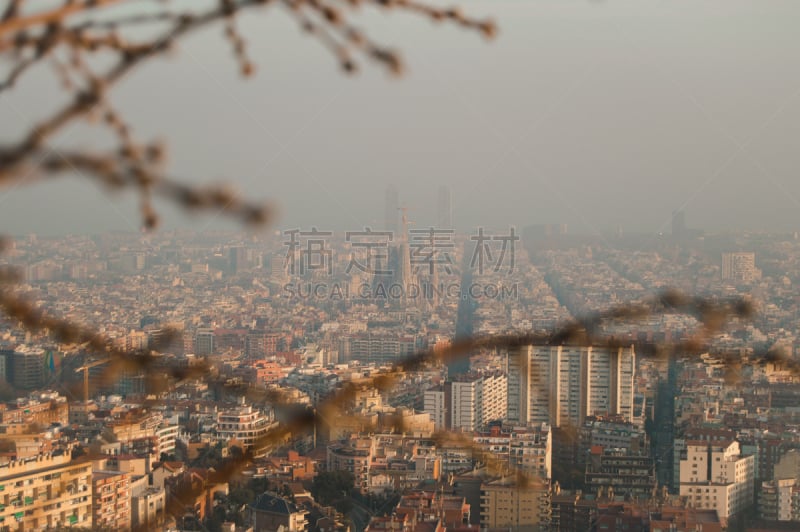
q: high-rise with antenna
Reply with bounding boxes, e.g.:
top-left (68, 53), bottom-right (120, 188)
top-left (437, 185), bottom-right (453, 229)
top-left (429, 227), bottom-right (439, 309)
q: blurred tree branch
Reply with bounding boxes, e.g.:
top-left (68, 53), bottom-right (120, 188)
top-left (0, 0), bottom-right (496, 228)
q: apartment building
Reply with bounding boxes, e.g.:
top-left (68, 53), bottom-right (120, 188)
top-left (507, 345), bottom-right (635, 428)
top-left (721, 252), bottom-right (758, 283)
top-left (481, 476), bottom-right (550, 531)
top-left (423, 371), bottom-right (507, 432)
top-left (678, 440), bottom-right (754, 519)
top-left (472, 423), bottom-right (552, 481)
top-left (216, 402), bottom-right (277, 456)
top-left (327, 437), bottom-right (374, 494)
top-left (131, 487), bottom-right (165, 531)
top-left (0, 452), bottom-right (92, 530)
top-left (92, 470), bottom-right (131, 530)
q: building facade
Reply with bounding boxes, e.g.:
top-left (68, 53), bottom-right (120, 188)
top-left (0, 453), bottom-right (93, 530)
top-left (508, 345), bottom-right (635, 428)
top-left (91, 470), bottom-right (131, 530)
top-left (584, 446), bottom-right (656, 499)
top-left (678, 440), bottom-right (754, 519)
top-left (217, 403), bottom-right (277, 456)
top-left (481, 477), bottom-right (550, 531)
top-left (327, 437), bottom-right (374, 494)
top-left (759, 478), bottom-right (799, 522)
top-left (721, 252), bottom-right (758, 283)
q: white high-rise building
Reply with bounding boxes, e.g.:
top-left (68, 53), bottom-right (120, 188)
top-left (507, 345), bottom-right (635, 428)
top-left (449, 371), bottom-right (507, 432)
top-left (424, 386), bottom-right (446, 431)
top-left (679, 440), bottom-right (754, 519)
top-left (423, 372), bottom-right (507, 432)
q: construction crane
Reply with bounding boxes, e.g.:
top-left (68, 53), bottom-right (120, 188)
top-left (74, 358), bottom-right (109, 404)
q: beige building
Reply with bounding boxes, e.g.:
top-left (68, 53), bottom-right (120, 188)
top-left (774, 448), bottom-right (800, 481)
top-left (480, 476), bottom-right (550, 531)
top-left (131, 487), bottom-right (166, 531)
top-left (92, 470), bottom-right (131, 530)
top-left (473, 424), bottom-right (552, 481)
top-left (449, 372), bottom-right (507, 432)
top-left (0, 392), bottom-right (69, 426)
top-left (0, 453), bottom-right (92, 530)
top-left (679, 440), bottom-right (754, 519)
top-left (759, 478), bottom-right (799, 522)
top-left (510, 425), bottom-right (552, 481)
top-left (217, 402), bottom-right (277, 457)
top-left (327, 437), bottom-right (374, 494)
top-left (424, 387), bottom-right (446, 430)
top-left (721, 252), bottom-right (758, 283)
top-left (103, 413), bottom-right (178, 462)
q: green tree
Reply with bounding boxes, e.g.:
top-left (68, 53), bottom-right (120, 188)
top-left (311, 470), bottom-right (355, 507)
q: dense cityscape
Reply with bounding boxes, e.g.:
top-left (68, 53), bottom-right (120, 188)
top-left (0, 187), bottom-right (799, 532)
top-left (2, 0), bottom-right (797, 530)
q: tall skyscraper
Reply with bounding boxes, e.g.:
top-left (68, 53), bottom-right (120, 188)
top-left (507, 345), bottom-right (636, 428)
top-left (437, 185), bottom-right (453, 229)
top-left (397, 206), bottom-right (412, 301)
top-left (385, 185), bottom-right (399, 234)
top-left (228, 245), bottom-right (250, 274)
top-left (671, 209), bottom-right (686, 238)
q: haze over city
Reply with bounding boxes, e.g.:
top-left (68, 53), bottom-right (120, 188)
top-left (2, 0), bottom-right (800, 235)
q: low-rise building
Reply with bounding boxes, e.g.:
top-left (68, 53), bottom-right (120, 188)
top-left (250, 492), bottom-right (307, 531)
top-left (217, 401), bottom-right (277, 457)
top-left (131, 487), bottom-right (166, 531)
top-left (327, 438), bottom-right (374, 494)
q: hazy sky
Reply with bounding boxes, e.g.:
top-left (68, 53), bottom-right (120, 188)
top-left (2, 0), bottom-right (800, 236)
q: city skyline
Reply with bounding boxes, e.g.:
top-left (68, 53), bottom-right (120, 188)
top-left (2, 1), bottom-right (800, 530)
top-left (1, 225), bottom-right (798, 529)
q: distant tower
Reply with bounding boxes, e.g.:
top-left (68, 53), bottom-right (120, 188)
top-left (398, 207), bottom-right (413, 300)
top-left (671, 210), bottom-right (686, 238)
top-left (385, 185), bottom-right (399, 234)
top-left (437, 185), bottom-right (453, 229)
top-left (429, 227), bottom-right (439, 308)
